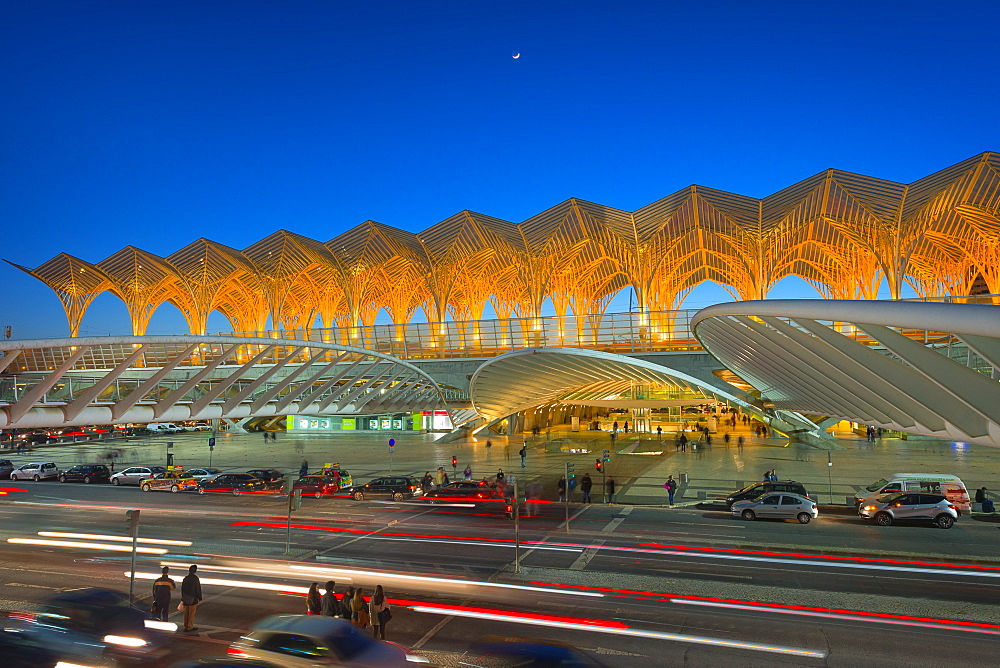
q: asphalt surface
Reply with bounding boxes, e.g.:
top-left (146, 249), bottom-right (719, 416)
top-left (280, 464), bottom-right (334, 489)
top-left (3, 476), bottom-right (1000, 666)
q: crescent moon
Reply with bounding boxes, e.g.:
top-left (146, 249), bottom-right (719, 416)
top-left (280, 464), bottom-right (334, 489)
top-left (512, 52), bottom-right (520, 59)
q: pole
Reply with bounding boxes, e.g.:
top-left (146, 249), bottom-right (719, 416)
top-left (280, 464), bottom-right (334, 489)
top-left (513, 479), bottom-right (520, 574)
top-left (565, 462), bottom-right (571, 533)
top-left (602, 465), bottom-right (607, 504)
top-left (125, 510), bottom-right (139, 607)
top-left (827, 452), bottom-right (834, 504)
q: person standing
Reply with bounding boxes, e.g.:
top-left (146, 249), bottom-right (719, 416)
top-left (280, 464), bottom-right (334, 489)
top-left (580, 473), bottom-right (593, 504)
top-left (433, 467), bottom-right (444, 488)
top-left (737, 435), bottom-right (745, 452)
top-left (656, 425), bottom-right (662, 441)
top-left (151, 566), bottom-right (175, 622)
top-left (369, 584), bottom-right (390, 640)
top-left (306, 583), bottom-right (322, 615)
top-left (421, 471), bottom-right (432, 492)
top-left (723, 432), bottom-right (730, 446)
top-left (557, 475), bottom-right (567, 502)
top-left (262, 430), bottom-right (269, 443)
top-left (519, 447), bottom-right (526, 468)
top-left (664, 475), bottom-right (677, 505)
top-left (606, 476), bottom-right (616, 504)
top-left (770, 469), bottom-right (778, 482)
top-left (352, 588), bottom-right (369, 628)
top-left (612, 420), bottom-right (619, 433)
top-left (340, 586), bottom-right (355, 619)
top-left (321, 581), bottom-right (338, 616)
top-left (181, 565), bottom-right (203, 632)
top-left (299, 459), bottom-right (309, 478)
top-left (464, 464), bottom-right (472, 480)
top-left (623, 420), bottom-right (629, 433)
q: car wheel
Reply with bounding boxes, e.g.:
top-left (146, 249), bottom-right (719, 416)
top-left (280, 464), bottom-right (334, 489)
top-left (741, 509), bottom-right (755, 521)
top-left (935, 514), bottom-right (955, 529)
top-left (313, 491), bottom-right (323, 499)
top-left (170, 485), bottom-right (180, 493)
top-left (392, 492), bottom-right (405, 501)
top-left (198, 488), bottom-right (206, 495)
top-left (353, 491), bottom-right (365, 501)
top-left (33, 474), bottom-right (40, 482)
top-left (112, 477), bottom-right (120, 486)
top-left (875, 512), bottom-right (893, 526)
top-left (232, 489), bottom-right (241, 496)
top-left (84, 476), bottom-right (92, 484)
top-left (797, 513), bottom-right (811, 524)
top-left (59, 475), bottom-right (67, 483)
top-left (141, 484), bottom-right (151, 492)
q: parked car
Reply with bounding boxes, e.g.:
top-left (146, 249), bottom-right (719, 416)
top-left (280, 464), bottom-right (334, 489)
top-left (246, 468), bottom-right (285, 489)
top-left (280, 475), bottom-right (340, 499)
top-left (858, 492), bottom-right (958, 528)
top-left (111, 466), bottom-right (167, 486)
top-left (140, 470), bottom-right (200, 493)
top-left (5, 588), bottom-right (173, 665)
top-left (199, 473), bottom-right (269, 496)
top-left (855, 473), bottom-right (971, 514)
top-left (188, 467), bottom-right (223, 482)
top-left (58, 464), bottom-right (111, 484)
top-left (423, 480), bottom-right (503, 504)
top-left (228, 614), bottom-right (418, 666)
top-left (10, 462), bottom-right (59, 481)
top-left (726, 480), bottom-right (809, 509)
top-left (342, 476), bottom-right (423, 501)
top-left (0, 459), bottom-right (13, 479)
top-left (145, 422), bottom-right (185, 434)
top-left (732, 492), bottom-right (818, 523)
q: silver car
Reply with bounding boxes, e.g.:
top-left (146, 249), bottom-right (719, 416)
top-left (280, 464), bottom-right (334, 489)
top-left (732, 492), bottom-right (818, 524)
top-left (110, 465), bottom-right (166, 486)
top-left (859, 492), bottom-right (958, 528)
top-left (229, 614), bottom-right (422, 666)
top-left (187, 467), bottom-right (222, 482)
top-left (10, 462), bottom-right (60, 481)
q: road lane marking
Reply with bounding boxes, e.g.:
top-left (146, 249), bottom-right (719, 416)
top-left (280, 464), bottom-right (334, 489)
top-left (570, 541), bottom-right (605, 570)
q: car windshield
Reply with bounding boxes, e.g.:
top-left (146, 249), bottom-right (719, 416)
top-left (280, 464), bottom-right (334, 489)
top-left (866, 478), bottom-right (889, 492)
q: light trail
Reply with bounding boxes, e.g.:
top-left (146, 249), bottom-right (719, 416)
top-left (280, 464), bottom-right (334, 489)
top-left (38, 531), bottom-right (192, 546)
top-left (8, 538), bottom-right (167, 554)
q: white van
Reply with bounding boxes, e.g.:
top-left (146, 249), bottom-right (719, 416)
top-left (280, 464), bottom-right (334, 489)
top-left (146, 423), bottom-right (184, 434)
top-left (856, 473), bottom-right (971, 514)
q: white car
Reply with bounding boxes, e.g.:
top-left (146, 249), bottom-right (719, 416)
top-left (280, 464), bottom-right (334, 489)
top-left (229, 615), bottom-right (423, 666)
top-left (187, 467), bottom-right (222, 482)
top-left (10, 462), bottom-right (60, 481)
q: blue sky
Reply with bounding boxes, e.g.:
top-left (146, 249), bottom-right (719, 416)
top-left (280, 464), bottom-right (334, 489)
top-left (2, 1), bottom-right (998, 339)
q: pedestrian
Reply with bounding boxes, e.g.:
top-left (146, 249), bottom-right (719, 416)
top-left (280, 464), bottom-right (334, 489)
top-left (607, 476), bottom-right (616, 504)
top-left (679, 433), bottom-right (688, 452)
top-left (262, 430), bottom-right (269, 443)
top-left (421, 471), bottom-right (432, 492)
top-left (770, 469), bottom-right (778, 482)
top-left (723, 432), bottom-right (730, 446)
top-left (737, 435), bottom-right (744, 451)
top-left (369, 584), bottom-right (390, 640)
top-left (976, 487), bottom-right (987, 503)
top-left (180, 564), bottom-right (202, 632)
top-left (306, 582), bottom-right (322, 615)
top-left (464, 465), bottom-right (472, 480)
top-left (340, 586), bottom-right (355, 619)
top-left (519, 446), bottom-right (526, 468)
top-left (272, 430), bottom-right (278, 441)
top-left (485, 439), bottom-right (492, 452)
top-left (505, 443), bottom-right (511, 461)
top-left (433, 467), bottom-right (444, 488)
top-left (580, 473), bottom-right (593, 503)
top-left (151, 566), bottom-right (175, 622)
top-left (525, 482), bottom-right (542, 516)
top-left (299, 459), bottom-right (309, 478)
top-left (352, 588), bottom-right (369, 628)
top-left (612, 420), bottom-right (619, 433)
top-left (664, 475), bottom-right (677, 505)
top-left (442, 470), bottom-right (450, 485)
top-left (763, 470), bottom-right (771, 481)
top-left (623, 420), bottom-right (629, 433)
top-left (557, 475), bottom-right (567, 502)
top-left (496, 468), bottom-right (505, 482)
top-left (321, 580), bottom-right (338, 616)
top-left (656, 425), bottom-right (662, 440)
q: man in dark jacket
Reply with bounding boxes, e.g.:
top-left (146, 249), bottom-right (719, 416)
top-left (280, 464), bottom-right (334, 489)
top-left (321, 580), bottom-right (338, 616)
top-left (151, 566), bottom-right (175, 622)
top-left (580, 474), bottom-right (593, 504)
top-left (181, 564), bottom-right (203, 632)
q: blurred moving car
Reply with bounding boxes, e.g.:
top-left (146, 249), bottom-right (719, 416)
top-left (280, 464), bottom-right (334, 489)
top-left (228, 614), bottom-right (422, 667)
top-left (188, 467), bottom-right (223, 482)
top-left (199, 473), bottom-right (269, 496)
top-left (0, 629), bottom-right (62, 668)
top-left (422, 480), bottom-right (503, 504)
top-left (5, 588), bottom-right (174, 665)
top-left (280, 475), bottom-right (340, 499)
top-left (725, 480), bottom-right (809, 509)
top-left (10, 462), bottom-right (59, 481)
top-left (0, 459), bottom-right (13, 479)
top-left (58, 464), bottom-right (111, 484)
top-left (731, 492), bottom-right (818, 523)
top-left (462, 635), bottom-right (607, 667)
top-left (18, 432), bottom-right (56, 446)
top-left (342, 476), bottom-right (423, 501)
top-left (245, 468), bottom-right (285, 490)
top-left (140, 469), bottom-right (200, 493)
top-left (111, 466), bottom-right (167, 486)
top-left (858, 492), bottom-right (958, 528)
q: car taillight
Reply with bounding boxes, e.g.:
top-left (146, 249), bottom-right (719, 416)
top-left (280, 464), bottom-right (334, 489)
top-left (8, 611), bottom-right (34, 622)
top-left (948, 504), bottom-right (957, 509)
top-left (227, 647), bottom-right (250, 656)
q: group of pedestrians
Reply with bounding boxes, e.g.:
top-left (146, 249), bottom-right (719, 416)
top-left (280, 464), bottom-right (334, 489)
top-left (151, 564), bottom-right (203, 633)
top-left (304, 581), bottom-right (392, 639)
top-left (262, 430), bottom-right (279, 443)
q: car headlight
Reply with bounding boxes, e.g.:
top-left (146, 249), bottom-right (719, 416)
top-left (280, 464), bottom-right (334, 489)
top-left (103, 635), bottom-right (148, 647)
top-left (863, 505), bottom-right (877, 511)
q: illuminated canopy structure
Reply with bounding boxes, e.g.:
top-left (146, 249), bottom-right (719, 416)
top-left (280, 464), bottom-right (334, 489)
top-left (8, 152), bottom-right (999, 338)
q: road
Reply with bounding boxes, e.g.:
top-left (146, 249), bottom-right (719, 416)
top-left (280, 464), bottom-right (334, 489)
top-left (2, 478), bottom-right (1000, 666)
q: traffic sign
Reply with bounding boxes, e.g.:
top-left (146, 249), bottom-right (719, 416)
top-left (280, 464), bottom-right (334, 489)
top-left (209, 437), bottom-right (216, 447)
top-left (388, 438), bottom-right (395, 448)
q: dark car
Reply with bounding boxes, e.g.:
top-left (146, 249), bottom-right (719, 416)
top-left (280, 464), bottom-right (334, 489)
top-left (0, 459), bottom-right (13, 479)
top-left (19, 432), bottom-right (56, 446)
top-left (5, 588), bottom-right (173, 665)
top-left (726, 480), bottom-right (809, 508)
top-left (280, 475), bottom-right (340, 499)
top-left (199, 473), bottom-right (270, 496)
top-left (423, 480), bottom-right (503, 504)
top-left (343, 476), bottom-right (423, 501)
top-left (463, 635), bottom-right (607, 667)
top-left (58, 464), bottom-right (111, 484)
top-left (245, 468), bottom-right (285, 489)
top-left (0, 629), bottom-right (62, 668)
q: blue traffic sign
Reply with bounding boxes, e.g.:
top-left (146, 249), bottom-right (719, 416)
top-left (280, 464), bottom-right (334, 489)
top-left (388, 438), bottom-right (395, 448)
top-left (208, 437), bottom-right (216, 447)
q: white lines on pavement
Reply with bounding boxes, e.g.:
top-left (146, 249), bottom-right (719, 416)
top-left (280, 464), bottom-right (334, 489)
top-left (570, 541), bottom-right (605, 570)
